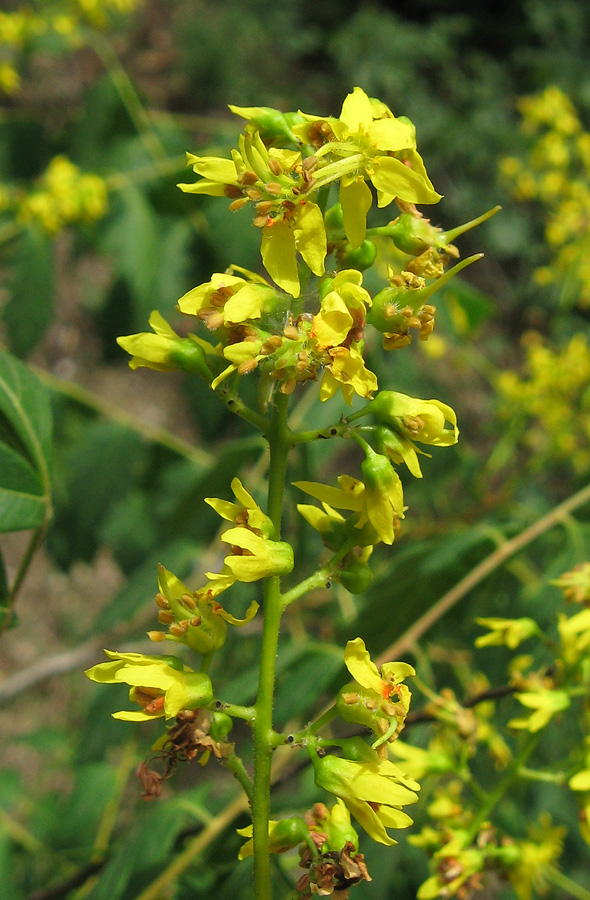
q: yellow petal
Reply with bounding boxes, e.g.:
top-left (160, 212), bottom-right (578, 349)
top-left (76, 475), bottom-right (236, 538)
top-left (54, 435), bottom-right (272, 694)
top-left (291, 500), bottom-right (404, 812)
top-left (344, 797), bottom-right (397, 846)
top-left (368, 118), bottom-right (415, 152)
top-left (370, 156), bottom-right (443, 205)
top-left (189, 156), bottom-right (238, 182)
top-left (293, 480), bottom-right (364, 512)
top-left (112, 709), bottom-right (163, 721)
top-left (340, 87), bottom-right (374, 132)
top-left (217, 600), bottom-right (260, 625)
top-left (293, 201), bottom-right (327, 276)
top-left (340, 177), bottom-right (372, 249)
top-left (312, 291), bottom-right (353, 350)
top-left (261, 221), bottom-right (299, 297)
top-left (344, 637), bottom-right (384, 694)
top-left (177, 179), bottom-right (228, 196)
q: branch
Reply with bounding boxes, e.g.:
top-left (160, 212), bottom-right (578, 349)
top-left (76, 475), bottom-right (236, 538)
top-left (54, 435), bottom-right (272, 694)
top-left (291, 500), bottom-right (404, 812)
top-left (376, 481), bottom-right (590, 667)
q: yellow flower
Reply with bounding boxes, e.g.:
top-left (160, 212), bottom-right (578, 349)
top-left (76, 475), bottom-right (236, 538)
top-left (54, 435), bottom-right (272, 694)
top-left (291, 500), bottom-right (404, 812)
top-left (84, 651), bottom-right (213, 721)
top-left (319, 345), bottom-right (378, 405)
top-left (366, 391), bottom-right (458, 447)
top-left (294, 473), bottom-right (401, 546)
top-left (295, 87), bottom-right (441, 246)
top-left (337, 638), bottom-right (415, 746)
top-left (177, 270), bottom-right (277, 328)
top-left (475, 617), bottom-right (540, 650)
top-left (178, 137), bottom-right (326, 297)
top-left (360, 445), bottom-right (404, 545)
top-left (260, 198), bottom-right (327, 297)
top-left (389, 740), bottom-right (454, 780)
top-left (205, 480), bottom-right (294, 585)
top-left (311, 738), bottom-right (419, 846)
top-left (311, 269), bottom-right (372, 351)
top-left (506, 817), bottom-right (565, 900)
top-left (216, 526), bottom-right (294, 582)
top-left (205, 477), bottom-right (274, 537)
top-left (237, 817), bottom-right (309, 860)
top-left (509, 689), bottom-right (570, 732)
top-left (150, 564), bottom-right (259, 654)
top-left (116, 311), bottom-right (214, 377)
top-left (558, 606), bottom-right (590, 665)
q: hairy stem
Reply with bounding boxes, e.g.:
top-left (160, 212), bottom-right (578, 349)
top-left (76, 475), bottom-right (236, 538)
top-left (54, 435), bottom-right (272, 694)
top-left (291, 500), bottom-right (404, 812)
top-left (252, 391), bottom-right (291, 900)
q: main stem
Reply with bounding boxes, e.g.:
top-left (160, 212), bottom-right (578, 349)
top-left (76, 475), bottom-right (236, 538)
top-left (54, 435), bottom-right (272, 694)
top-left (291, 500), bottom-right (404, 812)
top-left (252, 392), bottom-right (291, 900)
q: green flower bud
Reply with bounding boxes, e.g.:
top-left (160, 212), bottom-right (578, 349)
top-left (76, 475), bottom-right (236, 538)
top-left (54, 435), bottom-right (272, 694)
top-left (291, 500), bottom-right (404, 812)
top-left (169, 337), bottom-right (214, 378)
top-left (228, 105), bottom-right (301, 143)
top-left (336, 558), bottom-right (373, 594)
top-left (237, 816), bottom-right (309, 860)
top-left (388, 206), bottom-right (500, 257)
top-left (338, 239), bottom-right (377, 271)
top-left (210, 711), bottom-right (233, 742)
top-left (324, 202), bottom-right (344, 230)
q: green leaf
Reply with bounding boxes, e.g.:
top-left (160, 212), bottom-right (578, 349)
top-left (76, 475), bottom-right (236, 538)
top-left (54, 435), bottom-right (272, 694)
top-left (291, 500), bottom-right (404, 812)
top-left (84, 803), bottom-right (185, 900)
top-left (0, 348), bottom-right (52, 533)
top-left (3, 227), bottom-right (55, 358)
top-left (0, 443), bottom-right (45, 532)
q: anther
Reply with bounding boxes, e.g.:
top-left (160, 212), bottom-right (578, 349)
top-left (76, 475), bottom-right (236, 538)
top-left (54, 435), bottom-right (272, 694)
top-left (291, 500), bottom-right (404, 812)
top-left (342, 692), bottom-right (360, 705)
top-left (268, 158), bottom-right (283, 176)
top-left (256, 200), bottom-right (274, 215)
top-left (237, 170), bottom-right (259, 185)
top-left (158, 610), bottom-right (175, 624)
top-left (229, 197), bottom-right (248, 211)
top-left (238, 358), bottom-right (258, 376)
top-left (302, 156), bottom-right (319, 172)
top-left (155, 593), bottom-right (171, 610)
top-left (265, 182), bottom-right (283, 195)
top-left (205, 311), bottom-right (225, 331)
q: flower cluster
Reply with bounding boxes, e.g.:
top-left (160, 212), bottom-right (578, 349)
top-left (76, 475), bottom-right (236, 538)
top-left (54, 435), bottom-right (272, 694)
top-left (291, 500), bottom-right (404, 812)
top-left (496, 331), bottom-right (590, 475)
top-left (179, 88), bottom-right (441, 297)
top-left (17, 156), bottom-right (108, 233)
top-left (499, 85), bottom-right (590, 306)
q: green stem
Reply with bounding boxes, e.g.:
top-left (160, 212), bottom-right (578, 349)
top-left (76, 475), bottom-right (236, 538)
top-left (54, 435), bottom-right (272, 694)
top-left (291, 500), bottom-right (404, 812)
top-left (546, 866), bottom-right (590, 900)
top-left (215, 702), bottom-right (256, 722)
top-left (222, 754), bottom-right (254, 803)
top-left (252, 392), bottom-right (291, 900)
top-left (216, 382), bottom-right (269, 432)
top-left (466, 734), bottom-right (539, 843)
top-left (86, 30), bottom-right (167, 164)
top-left (280, 537), bottom-right (358, 610)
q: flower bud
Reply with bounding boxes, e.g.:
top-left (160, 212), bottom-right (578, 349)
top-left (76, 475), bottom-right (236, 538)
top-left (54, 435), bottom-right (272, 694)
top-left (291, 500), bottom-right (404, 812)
top-left (228, 104), bottom-right (301, 143)
top-left (337, 240), bottom-right (378, 271)
top-left (237, 816), bottom-right (309, 860)
top-left (366, 391), bottom-right (458, 448)
top-left (336, 557), bottom-right (373, 594)
top-left (324, 202), bottom-right (344, 230)
top-left (210, 711), bottom-right (233, 742)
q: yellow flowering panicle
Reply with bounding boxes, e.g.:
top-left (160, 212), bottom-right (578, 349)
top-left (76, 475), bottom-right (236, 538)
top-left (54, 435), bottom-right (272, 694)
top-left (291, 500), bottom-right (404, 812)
top-left (500, 85), bottom-right (590, 306)
top-left (496, 331), bottom-right (590, 475)
top-left (100, 87), bottom-right (505, 893)
top-left (17, 156), bottom-right (108, 233)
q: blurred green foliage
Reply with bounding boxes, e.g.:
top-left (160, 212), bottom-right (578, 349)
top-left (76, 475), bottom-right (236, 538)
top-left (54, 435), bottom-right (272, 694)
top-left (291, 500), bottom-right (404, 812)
top-left (1, 1), bottom-right (590, 899)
